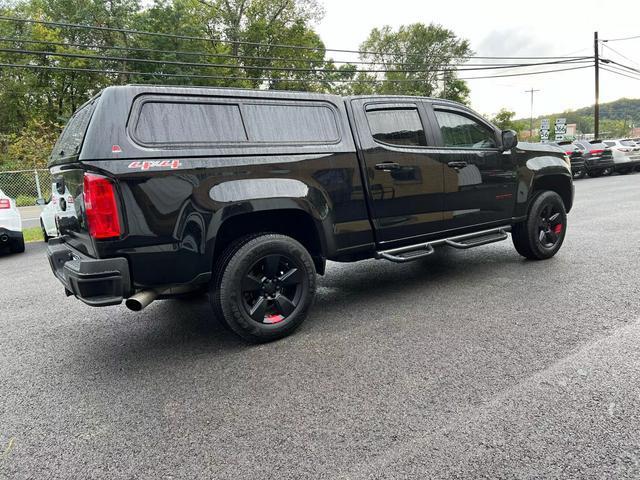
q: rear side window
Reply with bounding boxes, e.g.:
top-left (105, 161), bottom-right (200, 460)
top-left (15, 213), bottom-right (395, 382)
top-left (434, 110), bottom-right (496, 149)
top-left (366, 108), bottom-right (428, 147)
top-left (52, 102), bottom-right (96, 158)
top-left (243, 104), bottom-right (339, 143)
top-left (131, 96), bottom-right (340, 147)
top-left (134, 102), bottom-right (247, 145)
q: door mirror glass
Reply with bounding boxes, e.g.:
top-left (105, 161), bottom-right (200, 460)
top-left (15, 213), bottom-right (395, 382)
top-left (501, 130), bottom-right (518, 150)
top-left (35, 198), bottom-right (46, 206)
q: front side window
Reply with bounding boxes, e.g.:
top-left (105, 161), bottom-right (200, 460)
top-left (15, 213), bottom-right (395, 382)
top-left (434, 110), bottom-right (497, 149)
top-left (366, 108), bottom-right (428, 147)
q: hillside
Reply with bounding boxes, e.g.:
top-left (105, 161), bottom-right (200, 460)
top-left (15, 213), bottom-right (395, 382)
top-left (517, 97), bottom-right (640, 135)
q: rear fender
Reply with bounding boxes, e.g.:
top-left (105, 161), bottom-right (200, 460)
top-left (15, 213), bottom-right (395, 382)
top-left (206, 178), bottom-right (334, 262)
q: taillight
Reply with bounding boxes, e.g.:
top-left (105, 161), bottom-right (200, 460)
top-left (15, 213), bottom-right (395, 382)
top-left (565, 151), bottom-right (574, 155)
top-left (0, 199), bottom-right (10, 209)
top-left (67, 195), bottom-right (74, 204)
top-left (590, 149), bottom-right (603, 155)
top-left (83, 173), bottom-right (122, 239)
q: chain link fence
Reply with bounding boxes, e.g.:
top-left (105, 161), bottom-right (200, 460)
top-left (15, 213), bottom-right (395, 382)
top-left (0, 169), bottom-right (53, 206)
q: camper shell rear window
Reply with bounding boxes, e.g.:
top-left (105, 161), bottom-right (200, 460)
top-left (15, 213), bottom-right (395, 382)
top-left (129, 95), bottom-right (341, 148)
top-left (51, 100), bottom-right (97, 160)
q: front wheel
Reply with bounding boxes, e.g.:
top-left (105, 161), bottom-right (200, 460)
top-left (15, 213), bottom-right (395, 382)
top-left (572, 168), bottom-right (586, 179)
top-left (213, 234), bottom-right (316, 343)
top-left (512, 191), bottom-right (567, 260)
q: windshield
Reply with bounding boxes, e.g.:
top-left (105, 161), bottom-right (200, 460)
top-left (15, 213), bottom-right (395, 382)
top-left (621, 140), bottom-right (636, 147)
top-left (50, 101), bottom-right (96, 161)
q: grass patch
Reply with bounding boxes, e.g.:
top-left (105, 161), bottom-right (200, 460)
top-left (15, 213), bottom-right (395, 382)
top-left (23, 226), bottom-right (43, 243)
top-left (16, 195), bottom-right (38, 207)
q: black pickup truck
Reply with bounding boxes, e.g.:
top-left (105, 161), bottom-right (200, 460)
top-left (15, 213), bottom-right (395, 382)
top-left (46, 85), bottom-right (573, 342)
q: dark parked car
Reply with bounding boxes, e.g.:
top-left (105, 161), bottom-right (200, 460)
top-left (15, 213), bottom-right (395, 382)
top-left (573, 140), bottom-right (615, 177)
top-left (548, 141), bottom-right (586, 179)
top-left (46, 86), bottom-right (573, 342)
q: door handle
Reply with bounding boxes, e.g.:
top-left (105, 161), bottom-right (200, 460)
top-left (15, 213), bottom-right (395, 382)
top-left (375, 162), bottom-right (400, 171)
top-left (447, 161), bottom-right (468, 169)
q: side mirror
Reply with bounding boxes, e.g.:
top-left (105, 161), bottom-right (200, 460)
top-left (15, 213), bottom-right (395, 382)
top-left (35, 198), bottom-right (46, 206)
top-left (501, 130), bottom-right (518, 151)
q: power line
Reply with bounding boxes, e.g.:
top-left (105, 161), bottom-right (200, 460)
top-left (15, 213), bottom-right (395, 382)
top-left (0, 16), bottom-right (594, 60)
top-left (0, 46), bottom-right (593, 74)
top-left (601, 34), bottom-right (640, 43)
top-left (599, 63), bottom-right (640, 80)
top-left (602, 44), bottom-right (640, 69)
top-left (600, 66), bottom-right (640, 81)
top-left (457, 65), bottom-right (590, 80)
top-left (0, 36), bottom-right (579, 68)
top-left (0, 61), bottom-right (593, 82)
top-left (603, 59), bottom-right (640, 75)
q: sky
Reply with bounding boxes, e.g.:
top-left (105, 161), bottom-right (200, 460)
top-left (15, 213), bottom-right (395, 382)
top-left (315, 0), bottom-right (640, 119)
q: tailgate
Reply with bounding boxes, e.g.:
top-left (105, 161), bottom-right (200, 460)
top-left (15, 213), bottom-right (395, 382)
top-left (50, 168), bottom-right (98, 257)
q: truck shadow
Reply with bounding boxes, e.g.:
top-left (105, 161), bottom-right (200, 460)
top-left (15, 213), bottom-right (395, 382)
top-left (73, 244), bottom-right (524, 371)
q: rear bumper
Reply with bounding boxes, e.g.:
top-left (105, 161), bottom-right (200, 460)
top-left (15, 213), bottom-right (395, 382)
top-left (613, 159), bottom-right (640, 171)
top-left (585, 158), bottom-right (614, 170)
top-left (0, 227), bottom-right (23, 245)
top-left (47, 237), bottom-right (131, 306)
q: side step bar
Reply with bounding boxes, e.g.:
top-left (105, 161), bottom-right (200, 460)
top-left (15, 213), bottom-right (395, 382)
top-left (375, 226), bottom-right (511, 264)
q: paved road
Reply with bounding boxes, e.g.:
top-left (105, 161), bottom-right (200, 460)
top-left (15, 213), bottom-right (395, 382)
top-left (2, 174), bottom-right (640, 479)
top-left (17, 205), bottom-right (43, 229)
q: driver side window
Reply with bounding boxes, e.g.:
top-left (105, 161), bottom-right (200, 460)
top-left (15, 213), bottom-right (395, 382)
top-left (434, 110), bottom-right (497, 149)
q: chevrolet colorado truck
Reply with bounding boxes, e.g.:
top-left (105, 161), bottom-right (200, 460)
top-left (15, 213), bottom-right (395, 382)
top-left (46, 86), bottom-right (573, 342)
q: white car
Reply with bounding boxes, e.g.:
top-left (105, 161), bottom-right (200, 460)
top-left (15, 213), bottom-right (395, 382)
top-left (0, 188), bottom-right (25, 253)
top-left (602, 139), bottom-right (640, 174)
top-left (39, 182), bottom-right (76, 241)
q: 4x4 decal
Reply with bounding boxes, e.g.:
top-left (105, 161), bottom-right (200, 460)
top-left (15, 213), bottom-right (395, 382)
top-left (128, 160), bottom-right (182, 170)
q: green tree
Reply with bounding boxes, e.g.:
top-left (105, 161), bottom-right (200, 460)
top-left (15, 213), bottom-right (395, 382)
top-left (357, 23), bottom-right (472, 101)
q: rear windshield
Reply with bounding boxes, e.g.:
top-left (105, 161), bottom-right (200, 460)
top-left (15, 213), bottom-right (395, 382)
top-left (51, 101), bottom-right (96, 160)
top-left (603, 141), bottom-right (615, 147)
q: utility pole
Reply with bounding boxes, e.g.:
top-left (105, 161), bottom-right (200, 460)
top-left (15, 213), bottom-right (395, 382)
top-left (525, 88), bottom-right (540, 139)
top-left (594, 31), bottom-right (600, 139)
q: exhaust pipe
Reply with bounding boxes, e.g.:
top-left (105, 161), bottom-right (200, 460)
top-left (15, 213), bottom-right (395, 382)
top-left (125, 289), bottom-right (159, 311)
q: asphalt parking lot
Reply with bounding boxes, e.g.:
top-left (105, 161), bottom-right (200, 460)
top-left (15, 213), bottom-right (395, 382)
top-left (1, 174), bottom-right (640, 479)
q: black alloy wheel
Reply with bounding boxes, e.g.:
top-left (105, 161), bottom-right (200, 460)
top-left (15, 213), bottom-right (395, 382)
top-left (511, 190), bottom-right (567, 260)
top-left (241, 254), bottom-right (305, 325)
top-left (537, 204), bottom-right (563, 249)
top-left (213, 233), bottom-right (316, 342)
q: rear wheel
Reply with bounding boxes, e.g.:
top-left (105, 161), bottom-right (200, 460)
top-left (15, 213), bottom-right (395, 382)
top-left (212, 234), bottom-right (316, 342)
top-left (512, 191), bottom-right (567, 260)
top-left (11, 233), bottom-right (25, 254)
top-left (40, 220), bottom-right (50, 243)
top-left (587, 169), bottom-right (602, 178)
top-left (602, 167), bottom-right (614, 176)
top-left (572, 167), bottom-right (586, 179)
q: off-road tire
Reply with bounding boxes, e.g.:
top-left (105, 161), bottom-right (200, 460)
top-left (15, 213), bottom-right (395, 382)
top-left (214, 234), bottom-right (316, 342)
top-left (512, 191), bottom-right (567, 260)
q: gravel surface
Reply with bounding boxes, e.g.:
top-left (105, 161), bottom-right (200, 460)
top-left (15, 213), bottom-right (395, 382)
top-left (1, 174), bottom-right (640, 479)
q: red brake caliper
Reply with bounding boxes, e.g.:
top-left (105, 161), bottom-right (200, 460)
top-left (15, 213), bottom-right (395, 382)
top-left (264, 314), bottom-right (285, 324)
top-left (553, 224), bottom-right (563, 234)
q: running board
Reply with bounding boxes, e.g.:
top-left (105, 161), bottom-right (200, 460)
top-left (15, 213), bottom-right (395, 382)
top-left (375, 227), bottom-right (511, 263)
